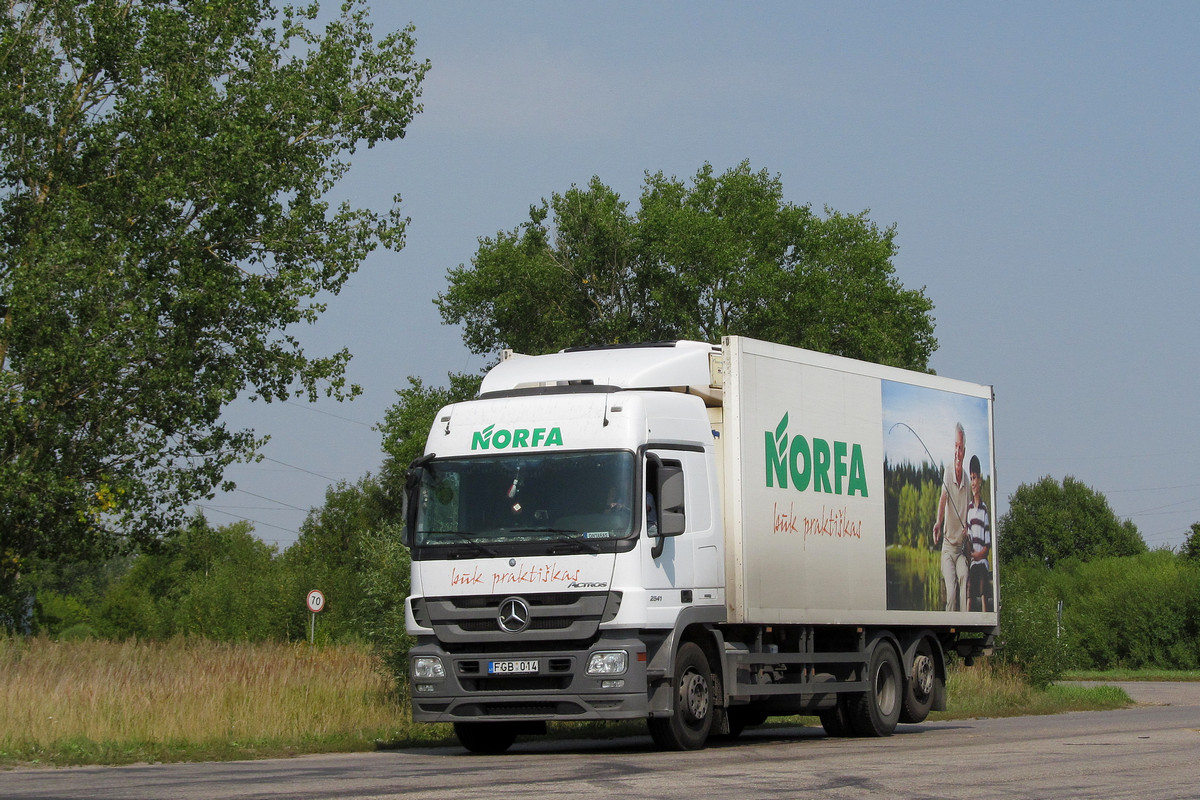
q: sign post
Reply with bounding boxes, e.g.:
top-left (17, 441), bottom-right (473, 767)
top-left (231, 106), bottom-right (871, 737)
top-left (306, 589), bottom-right (325, 645)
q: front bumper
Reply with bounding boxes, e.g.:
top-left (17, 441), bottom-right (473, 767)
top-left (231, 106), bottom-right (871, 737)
top-left (409, 635), bottom-right (651, 723)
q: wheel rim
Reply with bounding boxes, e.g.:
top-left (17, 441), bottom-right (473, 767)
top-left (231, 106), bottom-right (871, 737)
top-left (680, 666), bottom-right (710, 724)
top-left (912, 652), bottom-right (935, 698)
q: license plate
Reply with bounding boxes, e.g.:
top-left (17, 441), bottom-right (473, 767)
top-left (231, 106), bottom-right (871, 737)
top-left (488, 659), bottom-right (539, 675)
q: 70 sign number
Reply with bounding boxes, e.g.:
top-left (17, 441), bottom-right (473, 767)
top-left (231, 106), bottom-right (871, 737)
top-left (306, 589), bottom-right (325, 614)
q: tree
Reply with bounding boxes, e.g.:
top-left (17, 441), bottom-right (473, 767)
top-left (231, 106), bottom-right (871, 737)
top-left (1180, 523), bottom-right (1200, 563)
top-left (379, 373), bottom-right (483, 475)
top-left (281, 475), bottom-right (393, 641)
top-left (998, 476), bottom-right (1147, 568)
top-left (436, 161), bottom-right (937, 371)
top-left (0, 1), bottom-right (429, 620)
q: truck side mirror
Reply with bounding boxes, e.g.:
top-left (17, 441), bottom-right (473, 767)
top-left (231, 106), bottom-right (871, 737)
top-left (658, 466), bottom-right (686, 537)
top-left (647, 453), bottom-right (686, 559)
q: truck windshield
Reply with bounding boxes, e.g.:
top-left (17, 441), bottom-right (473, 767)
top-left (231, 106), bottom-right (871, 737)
top-left (414, 451), bottom-right (637, 549)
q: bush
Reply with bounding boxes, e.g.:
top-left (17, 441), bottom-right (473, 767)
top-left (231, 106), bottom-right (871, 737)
top-left (35, 590), bottom-right (93, 636)
top-left (95, 582), bottom-right (164, 639)
top-left (1052, 552), bottom-right (1200, 670)
top-left (353, 524), bottom-right (414, 694)
top-left (57, 622), bottom-right (98, 641)
top-left (996, 565), bottom-right (1070, 688)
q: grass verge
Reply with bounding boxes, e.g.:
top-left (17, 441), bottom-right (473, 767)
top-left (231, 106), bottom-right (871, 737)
top-left (1, 638), bottom-right (1132, 768)
top-left (1063, 668), bottom-right (1200, 682)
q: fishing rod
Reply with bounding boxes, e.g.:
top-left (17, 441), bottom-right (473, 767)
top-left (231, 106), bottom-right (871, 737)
top-left (888, 422), bottom-right (967, 544)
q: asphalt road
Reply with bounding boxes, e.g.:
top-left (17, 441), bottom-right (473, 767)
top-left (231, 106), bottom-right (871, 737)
top-left (3, 682), bottom-right (1197, 800)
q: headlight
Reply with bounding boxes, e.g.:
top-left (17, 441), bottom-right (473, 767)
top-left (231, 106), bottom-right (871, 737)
top-left (412, 656), bottom-right (446, 680)
top-left (587, 650), bottom-right (628, 676)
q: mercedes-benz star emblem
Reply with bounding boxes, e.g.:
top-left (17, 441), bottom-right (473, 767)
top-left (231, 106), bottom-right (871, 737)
top-left (497, 597), bottom-right (530, 633)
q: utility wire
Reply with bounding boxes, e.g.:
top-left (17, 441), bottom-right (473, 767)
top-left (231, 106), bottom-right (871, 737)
top-left (281, 398), bottom-right (374, 428)
top-left (258, 455), bottom-right (339, 482)
top-left (233, 487), bottom-right (310, 513)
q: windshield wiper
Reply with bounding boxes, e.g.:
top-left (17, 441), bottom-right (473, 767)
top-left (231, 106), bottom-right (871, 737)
top-left (433, 530), bottom-right (499, 558)
top-left (508, 528), bottom-right (602, 554)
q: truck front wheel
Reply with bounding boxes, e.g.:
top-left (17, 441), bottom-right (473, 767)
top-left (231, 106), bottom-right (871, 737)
top-left (849, 641), bottom-right (902, 737)
top-left (648, 641), bottom-right (714, 750)
top-left (454, 722), bottom-right (518, 754)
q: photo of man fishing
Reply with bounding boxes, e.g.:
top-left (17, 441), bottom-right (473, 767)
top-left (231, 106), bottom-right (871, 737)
top-left (882, 381), bottom-right (995, 613)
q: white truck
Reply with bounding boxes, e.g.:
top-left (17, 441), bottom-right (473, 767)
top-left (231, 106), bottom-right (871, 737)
top-left (404, 336), bottom-right (998, 753)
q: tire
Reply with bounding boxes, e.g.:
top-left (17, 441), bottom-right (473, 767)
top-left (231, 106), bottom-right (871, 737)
top-left (849, 641), bottom-right (902, 737)
top-left (454, 722), bottom-right (518, 754)
top-left (899, 637), bottom-right (936, 724)
top-left (818, 696), bottom-right (855, 737)
top-left (647, 641), bottom-right (714, 750)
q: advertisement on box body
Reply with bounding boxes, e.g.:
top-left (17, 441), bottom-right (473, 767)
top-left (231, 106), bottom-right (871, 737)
top-left (728, 338), bottom-right (996, 624)
top-left (882, 381), bottom-right (995, 613)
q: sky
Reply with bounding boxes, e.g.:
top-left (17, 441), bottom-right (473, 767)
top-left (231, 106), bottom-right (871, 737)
top-left (203, 1), bottom-right (1200, 554)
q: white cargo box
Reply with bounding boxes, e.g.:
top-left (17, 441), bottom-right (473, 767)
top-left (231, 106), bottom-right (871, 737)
top-left (721, 337), bottom-right (998, 627)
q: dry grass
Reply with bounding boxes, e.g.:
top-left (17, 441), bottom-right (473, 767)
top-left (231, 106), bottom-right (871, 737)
top-left (0, 636), bottom-right (442, 766)
top-left (938, 659), bottom-right (1130, 719)
top-left (0, 639), bottom-right (1130, 767)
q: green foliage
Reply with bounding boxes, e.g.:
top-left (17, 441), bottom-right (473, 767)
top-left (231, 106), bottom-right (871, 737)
top-left (1179, 522), bottom-right (1200, 563)
top-left (995, 566), bottom-right (1070, 688)
top-left (997, 483), bottom-right (1200, 673)
top-left (0, 0), bottom-right (429, 622)
top-left (281, 476), bottom-right (395, 642)
top-left (353, 523), bottom-right (413, 689)
top-left (998, 476), bottom-right (1147, 568)
top-left (35, 590), bottom-right (93, 634)
top-left (436, 161), bottom-right (936, 371)
top-left (82, 515), bottom-right (291, 640)
top-left (377, 372), bottom-right (482, 495)
top-left (884, 460), bottom-right (945, 549)
top-left (1049, 552), bottom-right (1200, 670)
top-left (170, 522), bottom-right (289, 641)
top-left (1000, 551), bottom-right (1200, 674)
top-left (95, 580), bottom-right (164, 640)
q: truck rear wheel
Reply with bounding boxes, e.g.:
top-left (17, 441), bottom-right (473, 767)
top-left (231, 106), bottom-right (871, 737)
top-left (849, 641), bottom-right (902, 737)
top-left (648, 641), bottom-right (714, 750)
top-left (900, 637), bottom-right (936, 724)
top-left (454, 722), bottom-right (518, 754)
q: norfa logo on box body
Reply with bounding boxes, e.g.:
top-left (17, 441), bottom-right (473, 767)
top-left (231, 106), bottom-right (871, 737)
top-left (764, 413), bottom-right (869, 497)
top-left (471, 424), bottom-right (564, 450)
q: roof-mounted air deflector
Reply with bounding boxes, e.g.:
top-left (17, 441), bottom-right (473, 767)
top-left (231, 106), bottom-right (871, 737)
top-left (478, 340), bottom-right (723, 405)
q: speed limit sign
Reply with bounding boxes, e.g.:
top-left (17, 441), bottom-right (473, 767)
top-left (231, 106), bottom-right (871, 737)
top-left (306, 589), bottom-right (325, 613)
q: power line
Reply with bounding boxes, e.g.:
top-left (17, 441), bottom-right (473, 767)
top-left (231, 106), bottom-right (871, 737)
top-left (281, 398), bottom-right (374, 428)
top-left (258, 455), bottom-right (339, 482)
top-left (1104, 482), bottom-right (1200, 495)
top-left (233, 487), bottom-right (310, 513)
top-left (1000, 449), bottom-right (1200, 464)
top-left (199, 505), bottom-right (300, 538)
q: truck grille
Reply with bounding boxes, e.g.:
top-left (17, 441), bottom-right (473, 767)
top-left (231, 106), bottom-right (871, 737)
top-left (419, 591), bottom-right (620, 643)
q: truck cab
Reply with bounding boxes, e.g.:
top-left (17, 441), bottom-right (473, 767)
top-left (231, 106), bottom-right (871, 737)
top-left (405, 342), bottom-right (725, 751)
